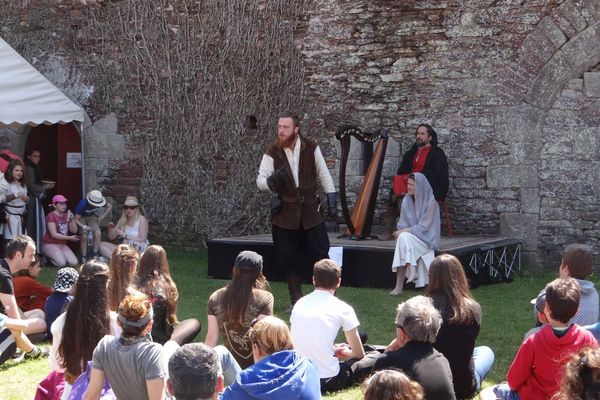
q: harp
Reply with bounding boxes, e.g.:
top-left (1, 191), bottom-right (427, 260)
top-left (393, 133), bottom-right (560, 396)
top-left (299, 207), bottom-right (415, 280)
top-left (336, 125), bottom-right (389, 239)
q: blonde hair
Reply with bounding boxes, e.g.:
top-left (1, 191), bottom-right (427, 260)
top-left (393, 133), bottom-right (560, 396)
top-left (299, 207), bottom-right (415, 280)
top-left (364, 369), bottom-right (424, 400)
top-left (247, 316), bottom-right (293, 355)
top-left (115, 196), bottom-right (144, 231)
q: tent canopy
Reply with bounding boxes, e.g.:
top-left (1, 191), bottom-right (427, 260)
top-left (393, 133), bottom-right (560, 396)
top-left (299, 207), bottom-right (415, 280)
top-left (0, 37), bottom-right (84, 128)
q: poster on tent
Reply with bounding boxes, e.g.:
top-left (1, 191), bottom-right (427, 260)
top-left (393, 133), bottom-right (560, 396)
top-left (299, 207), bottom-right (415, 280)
top-left (66, 152), bottom-right (82, 168)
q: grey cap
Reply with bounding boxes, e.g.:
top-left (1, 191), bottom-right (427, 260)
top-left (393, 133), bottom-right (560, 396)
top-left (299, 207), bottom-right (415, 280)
top-left (235, 251), bottom-right (263, 272)
top-left (531, 289), bottom-right (546, 313)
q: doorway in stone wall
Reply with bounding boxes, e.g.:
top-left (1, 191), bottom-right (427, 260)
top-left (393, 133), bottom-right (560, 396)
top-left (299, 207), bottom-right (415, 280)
top-left (25, 122), bottom-right (83, 211)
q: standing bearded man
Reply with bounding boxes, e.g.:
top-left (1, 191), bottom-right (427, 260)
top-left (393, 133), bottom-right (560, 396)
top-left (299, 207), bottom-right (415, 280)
top-left (257, 112), bottom-right (337, 307)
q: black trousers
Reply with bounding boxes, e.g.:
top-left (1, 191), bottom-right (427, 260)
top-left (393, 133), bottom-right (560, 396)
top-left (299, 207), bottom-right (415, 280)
top-left (272, 222), bottom-right (330, 279)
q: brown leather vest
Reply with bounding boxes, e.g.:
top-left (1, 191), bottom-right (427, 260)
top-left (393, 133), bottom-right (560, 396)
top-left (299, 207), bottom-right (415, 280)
top-left (266, 136), bottom-right (324, 230)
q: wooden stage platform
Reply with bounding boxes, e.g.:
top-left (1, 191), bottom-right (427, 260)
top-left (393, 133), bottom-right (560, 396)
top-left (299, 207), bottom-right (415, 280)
top-left (207, 233), bottom-right (522, 289)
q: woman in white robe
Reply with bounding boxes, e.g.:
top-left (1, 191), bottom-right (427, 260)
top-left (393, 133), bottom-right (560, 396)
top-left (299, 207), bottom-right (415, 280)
top-left (389, 172), bottom-right (440, 295)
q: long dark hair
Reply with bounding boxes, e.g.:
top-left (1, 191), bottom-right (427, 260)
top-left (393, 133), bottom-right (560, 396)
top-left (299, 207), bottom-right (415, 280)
top-left (58, 261), bottom-right (110, 383)
top-left (5, 158), bottom-right (27, 186)
top-left (426, 254), bottom-right (478, 324)
top-left (222, 266), bottom-right (268, 324)
top-left (135, 245), bottom-right (179, 325)
top-left (416, 123), bottom-right (438, 147)
top-left (108, 244), bottom-right (138, 311)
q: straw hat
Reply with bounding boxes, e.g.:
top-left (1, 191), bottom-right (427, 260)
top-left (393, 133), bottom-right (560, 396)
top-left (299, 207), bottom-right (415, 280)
top-left (124, 196), bottom-right (139, 207)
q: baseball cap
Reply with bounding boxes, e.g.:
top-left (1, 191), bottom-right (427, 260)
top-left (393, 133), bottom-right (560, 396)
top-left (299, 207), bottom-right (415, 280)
top-left (234, 251), bottom-right (263, 272)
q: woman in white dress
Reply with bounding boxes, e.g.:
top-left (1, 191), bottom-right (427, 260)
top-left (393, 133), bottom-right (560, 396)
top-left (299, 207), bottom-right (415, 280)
top-left (3, 159), bottom-right (28, 240)
top-left (389, 173), bottom-right (440, 295)
top-left (99, 195), bottom-right (149, 258)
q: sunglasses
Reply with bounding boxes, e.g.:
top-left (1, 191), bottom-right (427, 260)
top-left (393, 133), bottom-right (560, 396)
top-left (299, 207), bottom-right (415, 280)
top-left (123, 206), bottom-right (138, 210)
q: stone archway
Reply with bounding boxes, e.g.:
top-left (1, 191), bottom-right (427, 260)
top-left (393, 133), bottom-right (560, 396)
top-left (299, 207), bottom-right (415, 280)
top-left (489, 1), bottom-right (600, 266)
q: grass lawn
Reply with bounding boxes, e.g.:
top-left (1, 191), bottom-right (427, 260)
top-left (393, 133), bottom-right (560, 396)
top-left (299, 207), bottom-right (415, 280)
top-left (0, 248), bottom-right (582, 399)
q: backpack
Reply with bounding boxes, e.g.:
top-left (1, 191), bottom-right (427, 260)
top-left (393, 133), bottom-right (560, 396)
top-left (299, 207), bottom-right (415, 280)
top-left (0, 326), bottom-right (16, 365)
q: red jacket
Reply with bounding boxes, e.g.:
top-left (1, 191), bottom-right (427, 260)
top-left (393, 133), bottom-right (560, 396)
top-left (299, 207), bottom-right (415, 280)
top-left (13, 276), bottom-right (52, 312)
top-left (507, 324), bottom-right (597, 399)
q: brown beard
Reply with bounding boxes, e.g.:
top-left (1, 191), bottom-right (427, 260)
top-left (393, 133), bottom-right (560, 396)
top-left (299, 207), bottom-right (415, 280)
top-left (277, 132), bottom-right (298, 149)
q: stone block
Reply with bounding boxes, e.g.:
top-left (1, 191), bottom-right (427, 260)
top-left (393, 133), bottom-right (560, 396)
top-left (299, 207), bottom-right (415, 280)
top-left (556, 1), bottom-right (588, 33)
top-left (521, 188), bottom-right (540, 214)
top-left (538, 16), bottom-right (568, 48)
top-left (584, 72), bottom-right (600, 97)
top-left (91, 112), bottom-right (118, 135)
top-left (85, 157), bottom-right (108, 171)
top-left (385, 137), bottom-right (400, 158)
top-left (500, 213), bottom-right (539, 250)
top-left (486, 165), bottom-right (519, 189)
top-left (561, 26), bottom-right (600, 73)
top-left (346, 159), bottom-right (365, 176)
top-left (584, 0), bottom-right (600, 21)
top-left (495, 103), bottom-right (544, 146)
top-left (525, 51), bottom-right (573, 110)
top-left (567, 78), bottom-right (583, 91)
top-left (84, 131), bottom-right (125, 160)
top-left (382, 157), bottom-right (398, 177)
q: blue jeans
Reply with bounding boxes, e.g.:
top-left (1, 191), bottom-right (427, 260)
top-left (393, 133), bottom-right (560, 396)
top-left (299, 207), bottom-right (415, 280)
top-left (492, 382), bottom-right (521, 400)
top-left (473, 346), bottom-right (495, 390)
top-left (215, 345), bottom-right (242, 386)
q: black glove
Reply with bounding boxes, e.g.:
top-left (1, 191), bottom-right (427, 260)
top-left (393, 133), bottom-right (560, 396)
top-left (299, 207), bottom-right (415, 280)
top-left (327, 192), bottom-right (338, 220)
top-left (266, 166), bottom-right (287, 193)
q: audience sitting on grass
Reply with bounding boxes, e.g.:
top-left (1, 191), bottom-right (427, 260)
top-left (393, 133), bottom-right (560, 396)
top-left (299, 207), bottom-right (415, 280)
top-left (481, 278), bottom-right (598, 400)
top-left (47, 260), bottom-right (120, 398)
top-left (0, 312), bottom-right (28, 364)
top-left (427, 254), bottom-right (495, 399)
top-left (363, 369), bottom-right (424, 400)
top-left (220, 315), bottom-right (321, 399)
top-left (13, 255), bottom-right (51, 317)
top-left (205, 250), bottom-right (273, 369)
top-left (41, 194), bottom-right (80, 268)
top-left (74, 190), bottom-right (112, 263)
top-left (84, 291), bottom-right (166, 400)
top-left (100, 195), bottom-right (150, 258)
top-left (352, 295), bottom-right (456, 400)
top-left (135, 245), bottom-right (201, 345)
top-left (107, 244), bottom-right (138, 311)
top-left (0, 235), bottom-right (48, 362)
top-left (552, 345), bottom-right (600, 400)
top-left (167, 343), bottom-right (224, 400)
top-left (533, 244), bottom-right (598, 327)
top-left (291, 258), bottom-right (365, 394)
top-left (44, 267), bottom-right (78, 340)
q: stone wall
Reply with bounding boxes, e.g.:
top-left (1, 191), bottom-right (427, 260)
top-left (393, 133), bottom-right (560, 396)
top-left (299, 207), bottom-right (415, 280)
top-left (2, 0), bottom-right (600, 265)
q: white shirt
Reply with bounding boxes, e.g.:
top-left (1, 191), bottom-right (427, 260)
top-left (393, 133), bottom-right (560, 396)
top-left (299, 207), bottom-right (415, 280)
top-left (256, 137), bottom-right (336, 193)
top-left (290, 290), bottom-right (360, 379)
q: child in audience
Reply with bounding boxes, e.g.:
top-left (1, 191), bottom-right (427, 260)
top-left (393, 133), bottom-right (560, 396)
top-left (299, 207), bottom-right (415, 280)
top-left (13, 255), bottom-right (51, 315)
top-left (552, 346), bottom-right (600, 400)
top-left (535, 244), bottom-right (598, 326)
top-left (427, 254), bottom-right (494, 398)
top-left (2, 159), bottom-right (28, 240)
top-left (41, 194), bottom-right (79, 267)
top-left (481, 278), bottom-right (597, 400)
top-left (49, 261), bottom-right (120, 398)
top-left (135, 245), bottom-right (200, 345)
top-left (44, 267), bottom-right (78, 340)
top-left (107, 244), bottom-right (138, 311)
top-left (73, 190), bottom-right (112, 263)
top-left (205, 250), bottom-right (273, 369)
top-left (363, 369), bottom-right (424, 400)
top-left (220, 316), bottom-right (321, 399)
top-left (84, 291), bottom-right (166, 400)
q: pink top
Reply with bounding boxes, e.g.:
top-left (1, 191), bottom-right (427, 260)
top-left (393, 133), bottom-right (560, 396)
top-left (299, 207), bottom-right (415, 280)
top-left (43, 212), bottom-right (70, 245)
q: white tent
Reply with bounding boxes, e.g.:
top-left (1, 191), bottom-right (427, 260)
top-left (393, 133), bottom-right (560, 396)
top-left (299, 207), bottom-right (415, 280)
top-left (0, 36), bottom-right (84, 128)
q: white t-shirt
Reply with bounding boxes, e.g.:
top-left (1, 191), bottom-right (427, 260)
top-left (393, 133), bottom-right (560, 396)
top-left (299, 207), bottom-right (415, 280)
top-left (290, 289), bottom-right (360, 379)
